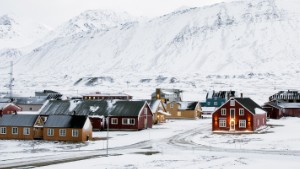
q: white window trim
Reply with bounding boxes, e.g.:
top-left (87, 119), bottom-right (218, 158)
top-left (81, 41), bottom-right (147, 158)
top-left (230, 108), bottom-right (235, 119)
top-left (72, 129), bottom-right (79, 137)
top-left (59, 129), bottom-right (66, 137)
top-left (219, 119), bottom-right (226, 127)
top-left (177, 111), bottom-right (181, 117)
top-left (230, 100), bottom-right (235, 106)
top-left (239, 108), bottom-right (244, 116)
top-left (239, 120), bottom-right (246, 128)
top-left (214, 102), bottom-right (218, 106)
top-left (170, 103), bottom-right (174, 108)
top-left (47, 128), bottom-right (54, 136)
top-left (111, 118), bottom-right (118, 124)
top-left (221, 108), bottom-right (226, 116)
top-left (12, 127), bottom-right (18, 135)
top-left (23, 128), bottom-right (30, 135)
top-left (0, 127), bottom-right (6, 134)
top-left (122, 118), bottom-right (135, 125)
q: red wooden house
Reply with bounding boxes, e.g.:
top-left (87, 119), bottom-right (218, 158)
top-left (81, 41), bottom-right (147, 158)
top-left (108, 101), bottom-right (153, 130)
top-left (0, 103), bottom-right (21, 117)
top-left (212, 97), bottom-right (266, 133)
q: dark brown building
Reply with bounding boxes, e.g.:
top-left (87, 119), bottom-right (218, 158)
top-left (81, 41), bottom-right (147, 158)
top-left (82, 92), bottom-right (132, 100)
top-left (263, 102), bottom-right (300, 119)
top-left (212, 98), bottom-right (267, 133)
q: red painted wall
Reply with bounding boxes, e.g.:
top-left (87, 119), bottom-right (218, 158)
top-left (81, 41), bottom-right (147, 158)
top-left (212, 99), bottom-right (266, 132)
top-left (0, 104), bottom-right (21, 116)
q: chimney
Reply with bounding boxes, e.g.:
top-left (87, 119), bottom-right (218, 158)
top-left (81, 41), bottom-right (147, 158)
top-left (240, 93), bottom-right (243, 98)
top-left (156, 88), bottom-right (161, 99)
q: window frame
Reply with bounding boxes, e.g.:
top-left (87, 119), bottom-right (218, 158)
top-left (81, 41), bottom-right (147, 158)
top-left (111, 118), bottom-right (118, 124)
top-left (122, 118), bottom-right (135, 125)
top-left (12, 127), bottom-right (18, 135)
top-left (239, 120), bottom-right (246, 128)
top-left (219, 119), bottom-right (226, 127)
top-left (239, 108), bottom-right (244, 116)
top-left (59, 129), bottom-right (66, 137)
top-left (0, 127), bottom-right (6, 134)
top-left (72, 129), bottom-right (79, 137)
top-left (221, 108), bottom-right (226, 116)
top-left (23, 128), bottom-right (30, 135)
top-left (230, 100), bottom-right (235, 106)
top-left (47, 128), bottom-right (54, 136)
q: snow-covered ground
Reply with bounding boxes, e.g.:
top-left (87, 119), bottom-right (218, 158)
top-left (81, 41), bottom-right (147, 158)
top-left (1, 117), bottom-right (300, 168)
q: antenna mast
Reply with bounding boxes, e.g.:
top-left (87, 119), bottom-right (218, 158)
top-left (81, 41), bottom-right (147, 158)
top-left (9, 61), bottom-right (13, 98)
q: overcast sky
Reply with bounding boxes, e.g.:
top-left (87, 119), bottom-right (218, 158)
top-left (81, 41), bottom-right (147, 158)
top-left (0, 0), bottom-right (233, 28)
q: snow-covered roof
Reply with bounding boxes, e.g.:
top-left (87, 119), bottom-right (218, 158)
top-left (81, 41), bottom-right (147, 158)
top-left (278, 103), bottom-right (300, 109)
top-left (254, 108), bottom-right (267, 115)
top-left (202, 107), bottom-right (217, 112)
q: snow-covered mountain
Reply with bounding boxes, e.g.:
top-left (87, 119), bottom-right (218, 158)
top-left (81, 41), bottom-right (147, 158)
top-left (43, 10), bottom-right (137, 42)
top-left (15, 0), bottom-right (300, 77)
top-left (0, 14), bottom-right (51, 49)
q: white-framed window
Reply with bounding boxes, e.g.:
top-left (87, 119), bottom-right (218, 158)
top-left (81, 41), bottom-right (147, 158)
top-left (23, 128), bottom-right (30, 135)
top-left (72, 129), bottom-right (79, 137)
top-left (170, 103), bottom-right (174, 108)
top-left (144, 108), bottom-right (148, 115)
top-left (0, 127), bottom-right (6, 134)
top-left (214, 102), bottom-right (218, 106)
top-left (230, 109), bottom-right (235, 119)
top-left (111, 118), bottom-right (118, 124)
top-left (122, 118), bottom-right (135, 125)
top-left (207, 102), bottom-right (210, 106)
top-left (239, 120), bottom-right (246, 128)
top-left (230, 100), bottom-right (235, 106)
top-left (59, 129), bottom-right (66, 137)
top-left (239, 108), bottom-right (244, 116)
top-left (221, 108), bottom-right (226, 115)
top-left (12, 127), bottom-right (18, 134)
top-left (47, 128), bottom-right (54, 136)
top-left (219, 119), bottom-right (226, 127)
top-left (177, 111), bottom-right (181, 116)
top-left (257, 119), bottom-right (260, 126)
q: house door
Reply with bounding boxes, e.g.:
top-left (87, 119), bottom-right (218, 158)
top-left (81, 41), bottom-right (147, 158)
top-left (34, 128), bottom-right (43, 139)
top-left (230, 109), bottom-right (235, 131)
top-left (230, 121), bottom-right (235, 131)
top-left (144, 116), bottom-right (148, 129)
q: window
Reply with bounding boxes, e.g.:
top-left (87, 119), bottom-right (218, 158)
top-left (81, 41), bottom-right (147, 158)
top-left (207, 102), bottom-right (210, 106)
top-left (111, 118), bottom-right (118, 124)
top-left (214, 102), bottom-right (218, 106)
top-left (177, 111), bottom-right (181, 116)
top-left (29, 107), bottom-right (33, 111)
top-left (23, 128), bottom-right (30, 135)
top-left (219, 119), bottom-right (226, 127)
top-left (230, 100), bottom-right (235, 106)
top-left (221, 108), bottom-right (226, 115)
top-left (47, 128), bottom-right (54, 136)
top-left (239, 120), bottom-right (246, 128)
top-left (257, 119), bottom-right (260, 126)
top-left (144, 108), bottom-right (148, 115)
top-left (122, 118), bottom-right (135, 125)
top-left (170, 103), bottom-right (174, 108)
top-left (12, 127), bottom-right (18, 134)
top-left (239, 108), bottom-right (244, 116)
top-left (230, 109), bottom-right (235, 119)
top-left (59, 129), bottom-right (66, 137)
top-left (0, 127), bottom-right (6, 134)
top-left (72, 129), bottom-right (79, 137)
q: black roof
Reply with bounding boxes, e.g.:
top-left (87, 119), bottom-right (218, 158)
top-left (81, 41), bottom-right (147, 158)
top-left (13, 96), bottom-right (48, 105)
top-left (235, 98), bottom-right (263, 114)
top-left (44, 115), bottom-right (87, 128)
top-left (110, 101), bottom-right (146, 116)
top-left (0, 114), bottom-right (38, 127)
top-left (39, 100), bottom-right (147, 117)
top-left (178, 101), bottom-right (199, 110)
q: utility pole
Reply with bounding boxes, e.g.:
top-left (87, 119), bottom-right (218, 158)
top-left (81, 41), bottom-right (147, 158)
top-left (9, 61), bottom-right (13, 98)
top-left (106, 115), bottom-right (109, 156)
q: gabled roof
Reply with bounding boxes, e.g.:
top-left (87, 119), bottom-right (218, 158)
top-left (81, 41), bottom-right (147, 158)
top-left (0, 114), bottom-right (38, 127)
top-left (146, 100), bottom-right (164, 113)
top-left (178, 101), bottom-right (198, 110)
top-left (13, 96), bottom-right (48, 105)
top-left (39, 100), bottom-right (109, 116)
top-left (235, 98), bottom-right (264, 114)
top-left (39, 100), bottom-right (72, 115)
top-left (0, 103), bottom-right (21, 110)
top-left (44, 115), bottom-right (87, 128)
top-left (109, 101), bottom-right (147, 116)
